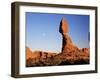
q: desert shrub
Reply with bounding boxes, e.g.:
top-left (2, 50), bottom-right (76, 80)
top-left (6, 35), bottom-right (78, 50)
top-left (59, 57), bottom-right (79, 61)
top-left (26, 58), bottom-right (43, 67)
top-left (59, 60), bottom-right (71, 65)
top-left (26, 58), bottom-right (34, 67)
top-left (74, 58), bottom-right (89, 64)
top-left (43, 56), bottom-right (62, 66)
top-left (39, 56), bottom-right (61, 66)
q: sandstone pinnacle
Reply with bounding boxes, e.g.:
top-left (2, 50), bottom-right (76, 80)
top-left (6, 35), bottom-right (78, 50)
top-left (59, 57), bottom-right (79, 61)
top-left (59, 17), bottom-right (79, 54)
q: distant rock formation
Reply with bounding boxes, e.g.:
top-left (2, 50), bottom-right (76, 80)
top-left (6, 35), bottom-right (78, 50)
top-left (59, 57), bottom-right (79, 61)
top-left (26, 17), bottom-right (89, 67)
top-left (26, 47), bottom-right (57, 60)
top-left (26, 47), bottom-right (41, 59)
top-left (26, 47), bottom-right (58, 67)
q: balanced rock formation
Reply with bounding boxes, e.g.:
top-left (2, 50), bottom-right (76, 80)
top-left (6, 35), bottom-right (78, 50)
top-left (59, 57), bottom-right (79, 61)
top-left (59, 17), bottom-right (80, 54)
top-left (26, 17), bottom-right (89, 67)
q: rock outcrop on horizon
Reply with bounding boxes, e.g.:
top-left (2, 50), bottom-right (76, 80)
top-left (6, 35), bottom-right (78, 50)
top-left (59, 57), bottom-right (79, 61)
top-left (26, 47), bottom-right (58, 67)
top-left (26, 17), bottom-right (89, 67)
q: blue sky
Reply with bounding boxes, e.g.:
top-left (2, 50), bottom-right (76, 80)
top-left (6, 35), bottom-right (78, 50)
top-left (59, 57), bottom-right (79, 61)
top-left (25, 12), bottom-right (89, 53)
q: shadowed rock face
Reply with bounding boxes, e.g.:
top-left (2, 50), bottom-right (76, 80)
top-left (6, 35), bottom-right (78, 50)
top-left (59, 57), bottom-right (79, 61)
top-left (59, 17), bottom-right (68, 33)
top-left (26, 17), bottom-right (89, 67)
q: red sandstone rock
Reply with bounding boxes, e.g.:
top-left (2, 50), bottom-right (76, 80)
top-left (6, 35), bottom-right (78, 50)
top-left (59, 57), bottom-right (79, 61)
top-left (26, 47), bottom-right (57, 60)
top-left (26, 17), bottom-right (90, 67)
top-left (59, 18), bottom-right (80, 54)
top-left (59, 17), bottom-right (68, 33)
